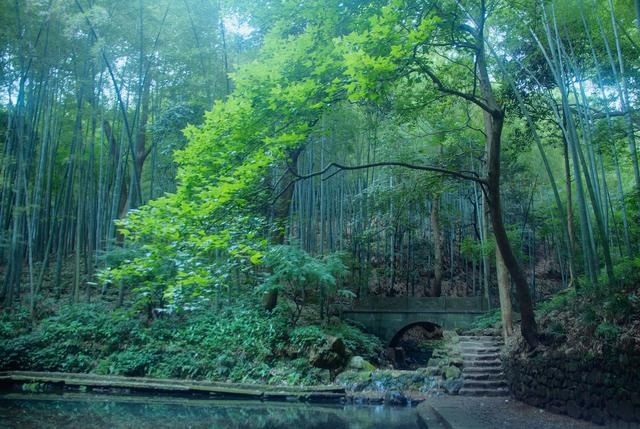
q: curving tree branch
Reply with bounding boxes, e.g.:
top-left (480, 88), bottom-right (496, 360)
top-left (272, 160), bottom-right (487, 205)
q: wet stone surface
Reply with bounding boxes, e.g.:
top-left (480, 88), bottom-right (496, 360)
top-left (423, 396), bottom-right (609, 429)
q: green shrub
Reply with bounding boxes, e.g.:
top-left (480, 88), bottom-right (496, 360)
top-left (537, 288), bottom-right (575, 315)
top-left (289, 321), bottom-right (382, 362)
top-left (0, 310), bottom-right (30, 340)
top-left (472, 309), bottom-right (501, 329)
top-left (261, 245), bottom-right (350, 326)
top-left (96, 348), bottom-right (160, 376)
top-left (290, 325), bottom-right (326, 352)
top-left (325, 322), bottom-right (382, 361)
top-left (613, 257), bottom-right (640, 289)
top-left (0, 299), bottom-right (382, 385)
top-left (595, 322), bottom-right (621, 343)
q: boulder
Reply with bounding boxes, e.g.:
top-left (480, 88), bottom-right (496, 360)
top-left (335, 370), bottom-right (372, 391)
top-left (347, 356), bottom-right (375, 372)
top-left (418, 366), bottom-right (443, 377)
top-left (444, 366), bottom-right (461, 380)
top-left (442, 379), bottom-right (463, 395)
top-left (427, 357), bottom-right (444, 367)
top-left (317, 369), bottom-right (332, 384)
top-left (449, 357), bottom-right (464, 367)
top-left (385, 390), bottom-right (408, 406)
top-left (309, 335), bottom-right (347, 370)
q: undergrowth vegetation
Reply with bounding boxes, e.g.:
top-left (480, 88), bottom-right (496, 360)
top-left (524, 257), bottom-right (640, 355)
top-left (471, 309), bottom-right (502, 330)
top-left (0, 301), bottom-right (382, 385)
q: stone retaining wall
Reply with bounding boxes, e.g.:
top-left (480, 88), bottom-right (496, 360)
top-left (503, 350), bottom-right (640, 427)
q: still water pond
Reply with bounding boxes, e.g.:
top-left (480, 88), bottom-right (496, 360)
top-left (0, 393), bottom-right (422, 429)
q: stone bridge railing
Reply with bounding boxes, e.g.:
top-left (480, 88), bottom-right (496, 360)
top-left (343, 295), bottom-right (487, 345)
top-left (350, 295), bottom-right (487, 312)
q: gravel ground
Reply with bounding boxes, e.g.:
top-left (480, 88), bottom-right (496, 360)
top-left (420, 396), bottom-right (628, 429)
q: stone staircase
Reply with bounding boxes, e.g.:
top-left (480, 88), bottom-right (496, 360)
top-left (458, 334), bottom-right (509, 396)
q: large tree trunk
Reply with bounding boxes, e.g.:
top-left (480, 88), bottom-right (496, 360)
top-left (485, 113), bottom-right (538, 349)
top-left (486, 145), bottom-right (538, 347)
top-left (475, 5), bottom-right (538, 347)
top-left (496, 246), bottom-right (513, 339)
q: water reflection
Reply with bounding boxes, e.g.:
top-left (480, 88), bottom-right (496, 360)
top-left (0, 394), bottom-right (422, 429)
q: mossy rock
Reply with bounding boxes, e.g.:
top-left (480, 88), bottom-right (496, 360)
top-left (418, 366), bottom-right (443, 377)
top-left (432, 349), bottom-right (447, 358)
top-left (449, 357), bottom-right (464, 367)
top-left (444, 331), bottom-right (460, 341)
top-left (347, 356), bottom-right (375, 372)
top-left (371, 370), bottom-right (433, 391)
top-left (443, 378), bottom-right (464, 394)
top-left (335, 370), bottom-right (372, 391)
top-left (309, 335), bottom-right (347, 370)
top-left (427, 357), bottom-right (444, 367)
top-left (444, 366), bottom-right (462, 380)
top-left (22, 382), bottom-right (47, 393)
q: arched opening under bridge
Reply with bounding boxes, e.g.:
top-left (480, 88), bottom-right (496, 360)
top-left (387, 321), bottom-right (443, 369)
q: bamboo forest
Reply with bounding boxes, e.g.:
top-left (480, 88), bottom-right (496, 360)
top-left (1, 1), bottom-right (640, 428)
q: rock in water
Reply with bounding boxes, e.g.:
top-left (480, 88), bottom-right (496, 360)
top-left (385, 390), bottom-right (408, 406)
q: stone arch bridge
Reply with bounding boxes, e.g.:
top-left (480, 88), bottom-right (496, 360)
top-left (343, 296), bottom-right (487, 345)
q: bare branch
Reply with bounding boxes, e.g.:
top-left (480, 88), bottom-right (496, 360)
top-left (292, 161), bottom-right (484, 183)
top-left (271, 160), bottom-right (487, 205)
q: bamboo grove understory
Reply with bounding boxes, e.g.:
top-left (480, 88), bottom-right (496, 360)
top-left (1, 0), bottom-right (640, 350)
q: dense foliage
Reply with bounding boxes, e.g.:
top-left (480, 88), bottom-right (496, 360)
top-left (1, 0), bottom-right (640, 384)
top-left (0, 302), bottom-right (381, 384)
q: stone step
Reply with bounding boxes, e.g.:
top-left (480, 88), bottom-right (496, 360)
top-left (459, 335), bottom-right (503, 341)
top-left (462, 353), bottom-right (501, 361)
top-left (463, 367), bottom-right (503, 374)
top-left (463, 365), bottom-right (503, 372)
top-left (461, 343), bottom-right (501, 348)
top-left (461, 345), bottom-right (500, 348)
top-left (462, 356), bottom-right (502, 363)
top-left (459, 343), bottom-right (503, 349)
top-left (459, 336), bottom-right (502, 341)
top-left (463, 360), bottom-right (502, 368)
top-left (460, 346), bottom-right (502, 354)
top-left (462, 380), bottom-right (507, 389)
top-left (459, 387), bottom-right (509, 397)
top-left (463, 372), bottom-right (505, 381)
top-left (458, 335), bottom-right (503, 341)
top-left (460, 340), bottom-right (504, 344)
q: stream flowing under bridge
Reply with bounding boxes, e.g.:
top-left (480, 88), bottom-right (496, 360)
top-left (343, 296), bottom-right (487, 345)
